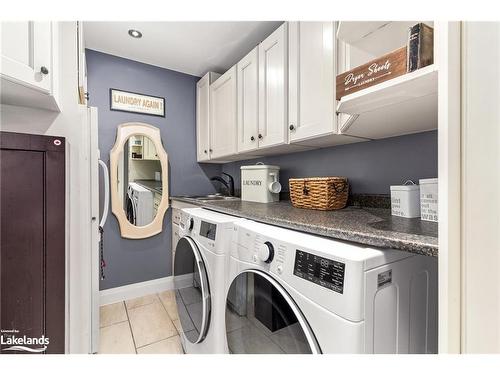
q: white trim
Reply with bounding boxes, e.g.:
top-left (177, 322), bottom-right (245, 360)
top-left (99, 275), bottom-right (192, 306)
top-left (437, 21), bottom-right (462, 353)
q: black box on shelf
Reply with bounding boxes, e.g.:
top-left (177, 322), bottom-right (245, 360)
top-left (407, 23), bottom-right (434, 72)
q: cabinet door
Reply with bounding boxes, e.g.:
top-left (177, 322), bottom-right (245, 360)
top-left (210, 66), bottom-right (237, 159)
top-left (142, 137), bottom-right (150, 159)
top-left (143, 137), bottom-right (159, 160)
top-left (237, 47), bottom-right (259, 153)
top-left (258, 23), bottom-right (288, 148)
top-left (1, 21), bottom-right (52, 93)
top-left (1, 132), bottom-right (65, 353)
top-left (77, 21), bottom-right (87, 104)
top-left (288, 22), bottom-right (336, 142)
top-left (196, 73), bottom-right (211, 161)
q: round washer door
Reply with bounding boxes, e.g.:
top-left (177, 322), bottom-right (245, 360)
top-left (173, 236), bottom-right (211, 344)
top-left (225, 270), bottom-right (320, 354)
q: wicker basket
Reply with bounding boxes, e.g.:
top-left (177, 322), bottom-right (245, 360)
top-left (289, 177), bottom-right (349, 211)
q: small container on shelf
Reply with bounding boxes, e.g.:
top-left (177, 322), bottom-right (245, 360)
top-left (390, 181), bottom-right (420, 218)
top-left (407, 23), bottom-right (434, 72)
top-left (241, 164), bottom-right (281, 203)
top-left (419, 178), bottom-right (438, 222)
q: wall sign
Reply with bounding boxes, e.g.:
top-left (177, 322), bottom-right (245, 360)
top-left (335, 46), bottom-right (407, 100)
top-left (110, 89), bottom-right (165, 117)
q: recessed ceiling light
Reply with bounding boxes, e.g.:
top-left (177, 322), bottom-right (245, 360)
top-left (128, 29), bottom-right (142, 38)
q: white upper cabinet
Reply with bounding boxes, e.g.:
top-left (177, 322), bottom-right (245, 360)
top-left (196, 72), bottom-right (220, 161)
top-left (210, 66), bottom-right (237, 159)
top-left (143, 137), bottom-right (159, 160)
top-left (258, 23), bottom-right (288, 149)
top-left (237, 47), bottom-right (259, 153)
top-left (288, 22), bottom-right (336, 143)
top-left (0, 21), bottom-right (60, 111)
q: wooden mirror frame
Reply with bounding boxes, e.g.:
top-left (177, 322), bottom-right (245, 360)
top-left (110, 122), bottom-right (169, 239)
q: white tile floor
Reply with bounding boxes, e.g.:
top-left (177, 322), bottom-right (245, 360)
top-left (99, 290), bottom-right (184, 354)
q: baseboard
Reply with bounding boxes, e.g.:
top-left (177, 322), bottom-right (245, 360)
top-left (100, 274), bottom-right (193, 306)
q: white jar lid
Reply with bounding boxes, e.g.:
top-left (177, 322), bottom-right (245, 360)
top-left (390, 185), bottom-right (420, 191)
top-left (240, 164), bottom-right (280, 170)
top-left (419, 178), bottom-right (438, 185)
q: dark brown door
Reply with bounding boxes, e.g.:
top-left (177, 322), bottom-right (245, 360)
top-left (0, 132), bottom-right (65, 354)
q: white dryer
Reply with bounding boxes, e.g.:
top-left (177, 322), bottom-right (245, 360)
top-left (224, 220), bottom-right (438, 354)
top-left (126, 182), bottom-right (154, 226)
top-left (173, 208), bottom-right (245, 354)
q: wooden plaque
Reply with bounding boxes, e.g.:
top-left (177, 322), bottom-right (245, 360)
top-left (336, 46), bottom-right (408, 100)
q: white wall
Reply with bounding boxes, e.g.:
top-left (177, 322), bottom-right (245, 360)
top-left (0, 22), bottom-right (92, 353)
top-left (461, 22), bottom-right (500, 353)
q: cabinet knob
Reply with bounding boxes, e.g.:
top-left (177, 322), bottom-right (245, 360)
top-left (258, 134), bottom-right (263, 139)
top-left (204, 150), bottom-right (207, 154)
top-left (40, 66), bottom-right (49, 75)
top-left (209, 149), bottom-right (213, 153)
top-left (289, 124), bottom-right (295, 131)
top-left (250, 136), bottom-right (255, 141)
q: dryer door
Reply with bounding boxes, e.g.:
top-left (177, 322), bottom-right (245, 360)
top-left (225, 270), bottom-right (320, 354)
top-left (173, 236), bottom-right (211, 344)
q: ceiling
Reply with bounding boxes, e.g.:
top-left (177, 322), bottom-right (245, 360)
top-left (83, 21), bottom-right (283, 77)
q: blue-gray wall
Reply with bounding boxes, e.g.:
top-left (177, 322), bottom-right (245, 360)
top-left (222, 131), bottom-right (438, 195)
top-left (86, 49), bottom-right (221, 290)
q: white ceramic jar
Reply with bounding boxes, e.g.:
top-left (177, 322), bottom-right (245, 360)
top-left (419, 178), bottom-right (438, 222)
top-left (390, 181), bottom-right (421, 218)
top-left (240, 164), bottom-right (281, 203)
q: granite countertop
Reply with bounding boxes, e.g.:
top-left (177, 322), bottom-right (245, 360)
top-left (171, 197), bottom-right (438, 257)
top-left (134, 179), bottom-right (162, 194)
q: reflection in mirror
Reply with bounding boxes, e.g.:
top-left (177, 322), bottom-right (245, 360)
top-left (116, 135), bottom-right (162, 227)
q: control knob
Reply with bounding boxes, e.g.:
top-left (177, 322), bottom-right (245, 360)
top-left (257, 241), bottom-right (274, 263)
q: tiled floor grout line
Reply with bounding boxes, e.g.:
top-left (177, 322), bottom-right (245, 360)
top-left (157, 292), bottom-right (186, 354)
top-left (134, 333), bottom-right (179, 350)
top-left (123, 301), bottom-right (139, 354)
top-left (157, 292), bottom-right (178, 323)
top-left (99, 317), bottom-right (129, 329)
top-left (125, 299), bottom-right (157, 310)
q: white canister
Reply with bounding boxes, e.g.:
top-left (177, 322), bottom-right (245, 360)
top-left (419, 178), bottom-right (438, 222)
top-left (390, 181), bottom-right (421, 218)
top-left (241, 164), bottom-right (282, 203)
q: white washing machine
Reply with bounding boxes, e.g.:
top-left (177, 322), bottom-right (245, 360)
top-left (173, 208), bottom-right (245, 354)
top-left (224, 220), bottom-right (438, 354)
top-left (126, 182), bottom-right (154, 226)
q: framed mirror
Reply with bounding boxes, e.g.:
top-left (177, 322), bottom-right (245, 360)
top-left (110, 122), bottom-right (169, 239)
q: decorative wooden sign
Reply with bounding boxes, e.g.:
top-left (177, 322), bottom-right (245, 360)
top-left (336, 46), bottom-right (407, 100)
top-left (110, 89), bottom-right (165, 117)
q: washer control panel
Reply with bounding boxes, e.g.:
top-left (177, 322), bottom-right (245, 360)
top-left (199, 220), bottom-right (217, 240)
top-left (293, 250), bottom-right (345, 294)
